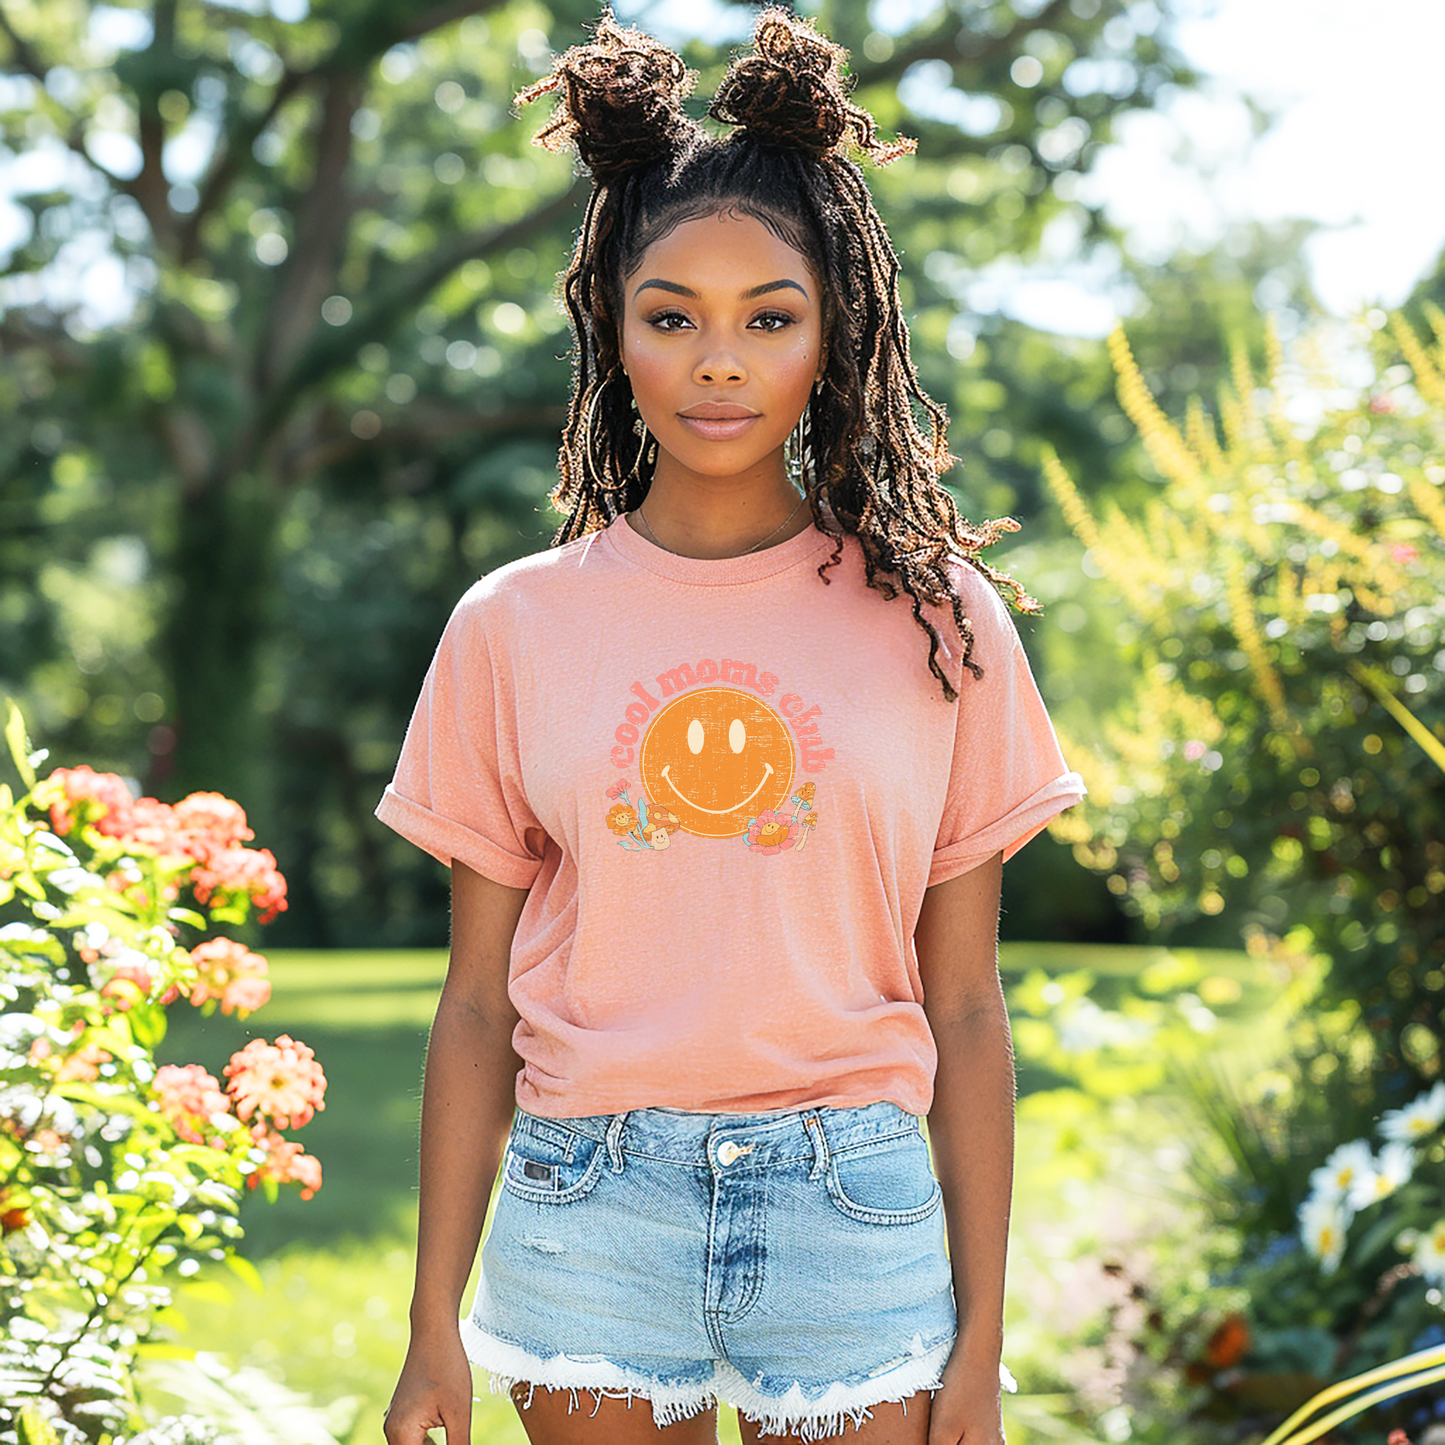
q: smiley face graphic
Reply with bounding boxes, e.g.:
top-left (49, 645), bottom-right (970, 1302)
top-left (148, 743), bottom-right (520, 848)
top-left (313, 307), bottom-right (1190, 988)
top-left (639, 687), bottom-right (796, 839)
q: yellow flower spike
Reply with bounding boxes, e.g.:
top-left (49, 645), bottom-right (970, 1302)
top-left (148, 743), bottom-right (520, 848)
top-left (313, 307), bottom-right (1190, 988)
top-left (1408, 474), bottom-right (1445, 539)
top-left (1224, 551), bottom-right (1291, 731)
top-left (1107, 324), bottom-right (1207, 494)
top-left (1290, 501), bottom-right (1410, 594)
top-left (1185, 395), bottom-right (1227, 473)
top-left (1041, 450), bottom-right (1166, 616)
top-left (1098, 500), bottom-right (1177, 597)
top-left (1230, 336), bottom-right (1264, 447)
top-left (1275, 563), bottom-right (1303, 627)
top-left (1389, 311), bottom-right (1445, 408)
top-left (1217, 383), bottom-right (1248, 456)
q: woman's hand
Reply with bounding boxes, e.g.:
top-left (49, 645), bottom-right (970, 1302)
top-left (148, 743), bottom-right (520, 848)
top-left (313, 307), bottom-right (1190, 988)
top-left (382, 1327), bottom-right (475, 1445)
top-left (926, 1346), bottom-right (1007, 1445)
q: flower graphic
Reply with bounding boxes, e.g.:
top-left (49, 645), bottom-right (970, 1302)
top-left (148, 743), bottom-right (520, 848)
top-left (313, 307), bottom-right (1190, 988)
top-left (607, 802), bottom-right (640, 836)
top-left (747, 810), bottom-right (797, 854)
top-left (606, 778), bottom-right (630, 800)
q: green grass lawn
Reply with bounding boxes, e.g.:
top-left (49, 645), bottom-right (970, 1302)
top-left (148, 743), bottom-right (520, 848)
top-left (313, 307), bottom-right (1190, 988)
top-left (152, 942), bottom-right (1271, 1444)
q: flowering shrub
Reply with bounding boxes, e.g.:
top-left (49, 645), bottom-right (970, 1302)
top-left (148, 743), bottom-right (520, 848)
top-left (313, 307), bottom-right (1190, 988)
top-left (0, 703), bottom-right (326, 1445)
top-left (1042, 310), bottom-right (1445, 1437)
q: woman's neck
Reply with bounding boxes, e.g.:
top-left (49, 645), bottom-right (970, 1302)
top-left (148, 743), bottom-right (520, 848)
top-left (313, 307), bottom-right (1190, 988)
top-left (629, 463), bottom-right (812, 560)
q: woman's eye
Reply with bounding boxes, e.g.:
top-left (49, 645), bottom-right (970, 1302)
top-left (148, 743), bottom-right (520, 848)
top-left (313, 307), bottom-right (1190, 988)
top-left (751, 311), bottom-right (796, 332)
top-left (648, 311), bottom-right (692, 332)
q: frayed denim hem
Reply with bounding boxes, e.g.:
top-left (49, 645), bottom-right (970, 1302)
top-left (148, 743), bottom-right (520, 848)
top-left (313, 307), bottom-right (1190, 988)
top-left (463, 1319), bottom-right (1018, 1440)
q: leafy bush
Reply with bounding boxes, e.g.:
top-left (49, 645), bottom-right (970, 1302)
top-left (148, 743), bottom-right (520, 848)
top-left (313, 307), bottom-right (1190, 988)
top-left (1041, 311), bottom-right (1445, 1437)
top-left (0, 704), bottom-right (328, 1445)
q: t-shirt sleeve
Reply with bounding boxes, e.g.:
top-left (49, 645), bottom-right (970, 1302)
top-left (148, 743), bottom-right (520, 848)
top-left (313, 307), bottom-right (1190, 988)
top-left (374, 584), bottom-right (549, 890)
top-left (929, 566), bottom-right (1087, 887)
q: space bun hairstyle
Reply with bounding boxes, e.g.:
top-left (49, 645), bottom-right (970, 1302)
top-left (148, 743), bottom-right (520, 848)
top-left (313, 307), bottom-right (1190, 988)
top-left (519, 7), bottom-right (1036, 703)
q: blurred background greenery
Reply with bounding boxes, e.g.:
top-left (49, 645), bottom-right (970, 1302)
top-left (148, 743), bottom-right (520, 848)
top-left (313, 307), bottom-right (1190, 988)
top-left (3, 0), bottom-right (1385, 951)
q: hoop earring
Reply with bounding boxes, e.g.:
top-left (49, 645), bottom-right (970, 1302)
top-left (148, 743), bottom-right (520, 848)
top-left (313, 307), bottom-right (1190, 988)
top-left (582, 370), bottom-right (638, 495)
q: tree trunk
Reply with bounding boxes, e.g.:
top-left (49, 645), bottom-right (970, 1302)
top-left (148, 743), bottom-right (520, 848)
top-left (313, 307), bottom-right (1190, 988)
top-left (161, 469), bottom-right (279, 813)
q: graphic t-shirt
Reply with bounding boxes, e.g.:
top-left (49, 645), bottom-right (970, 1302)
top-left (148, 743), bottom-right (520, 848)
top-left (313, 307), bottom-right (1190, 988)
top-left (375, 513), bottom-right (1086, 1118)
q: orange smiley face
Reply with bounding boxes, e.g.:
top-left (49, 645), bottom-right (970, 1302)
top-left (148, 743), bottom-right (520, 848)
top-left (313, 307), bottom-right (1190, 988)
top-left (639, 687), bottom-right (796, 839)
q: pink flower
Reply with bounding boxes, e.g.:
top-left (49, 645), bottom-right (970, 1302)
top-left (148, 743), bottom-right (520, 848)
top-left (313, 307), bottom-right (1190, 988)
top-left (188, 938), bottom-right (271, 1017)
top-left (191, 845), bottom-right (289, 924)
top-left (154, 1063), bottom-right (233, 1146)
top-left (224, 1035), bottom-right (327, 1131)
top-left (118, 797), bottom-right (191, 862)
top-left (606, 779), bottom-right (629, 800)
top-left (746, 810), bottom-right (796, 854)
top-left (246, 1124), bottom-right (323, 1201)
top-left (1183, 740), bottom-right (1207, 761)
top-left (45, 766), bottom-right (135, 837)
top-left (172, 792), bottom-right (254, 864)
top-left (1390, 542), bottom-right (1418, 564)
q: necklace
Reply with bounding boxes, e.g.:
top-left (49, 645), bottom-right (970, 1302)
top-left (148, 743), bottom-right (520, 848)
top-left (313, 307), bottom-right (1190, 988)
top-left (634, 491), bottom-right (809, 557)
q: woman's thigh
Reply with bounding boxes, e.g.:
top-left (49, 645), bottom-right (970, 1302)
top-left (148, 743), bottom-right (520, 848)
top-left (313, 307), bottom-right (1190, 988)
top-left (510, 1384), bottom-right (719, 1444)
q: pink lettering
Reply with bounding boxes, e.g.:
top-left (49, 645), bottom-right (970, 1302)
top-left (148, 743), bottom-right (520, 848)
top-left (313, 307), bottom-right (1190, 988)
top-left (757, 672), bottom-right (778, 696)
top-left (779, 693), bottom-right (802, 717)
top-left (612, 745), bottom-right (634, 768)
top-left (695, 658), bottom-right (719, 683)
top-left (629, 681), bottom-right (660, 709)
top-left (625, 702), bottom-right (649, 727)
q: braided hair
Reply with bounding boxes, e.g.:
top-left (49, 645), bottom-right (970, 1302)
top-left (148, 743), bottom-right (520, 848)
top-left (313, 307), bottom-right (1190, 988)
top-left (516, 7), bottom-right (1039, 702)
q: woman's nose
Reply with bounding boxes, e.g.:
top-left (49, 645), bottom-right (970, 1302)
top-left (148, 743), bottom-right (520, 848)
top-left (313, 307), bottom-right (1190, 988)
top-left (693, 352), bottom-right (746, 385)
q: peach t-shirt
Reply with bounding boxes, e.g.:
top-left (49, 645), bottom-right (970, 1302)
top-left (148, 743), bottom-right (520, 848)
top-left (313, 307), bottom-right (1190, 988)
top-left (375, 513), bottom-right (1085, 1118)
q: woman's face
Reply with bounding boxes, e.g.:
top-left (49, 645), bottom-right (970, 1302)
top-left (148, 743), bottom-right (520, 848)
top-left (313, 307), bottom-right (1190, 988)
top-left (619, 209), bottom-right (824, 484)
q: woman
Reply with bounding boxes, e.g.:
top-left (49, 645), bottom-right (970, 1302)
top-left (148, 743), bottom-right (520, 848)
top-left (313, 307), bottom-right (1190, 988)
top-left (378, 10), bottom-right (1085, 1444)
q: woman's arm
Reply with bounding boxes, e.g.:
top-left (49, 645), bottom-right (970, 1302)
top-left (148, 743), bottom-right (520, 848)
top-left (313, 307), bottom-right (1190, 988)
top-left (915, 851), bottom-right (1013, 1385)
top-left (385, 859), bottom-right (529, 1445)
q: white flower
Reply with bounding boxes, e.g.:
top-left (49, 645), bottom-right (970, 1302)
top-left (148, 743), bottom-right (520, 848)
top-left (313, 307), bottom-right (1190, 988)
top-left (1379, 1080), bottom-right (1445, 1142)
top-left (1411, 1219), bottom-right (1445, 1287)
top-left (1308, 1138), bottom-right (1374, 1203)
top-left (1345, 1138), bottom-right (1417, 1209)
top-left (1298, 1192), bottom-right (1351, 1273)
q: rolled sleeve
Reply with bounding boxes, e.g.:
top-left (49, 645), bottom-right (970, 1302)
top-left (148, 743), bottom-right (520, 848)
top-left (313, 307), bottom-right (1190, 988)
top-left (375, 582), bottom-right (548, 890)
top-left (930, 567), bottom-right (1086, 886)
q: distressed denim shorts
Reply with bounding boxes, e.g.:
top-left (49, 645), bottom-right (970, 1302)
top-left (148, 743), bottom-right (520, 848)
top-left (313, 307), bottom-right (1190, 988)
top-left (463, 1099), bottom-right (1016, 1441)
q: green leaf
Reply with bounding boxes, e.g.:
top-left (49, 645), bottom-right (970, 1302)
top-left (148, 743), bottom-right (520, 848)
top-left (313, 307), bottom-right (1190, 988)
top-left (17, 1401), bottom-right (63, 1445)
top-left (224, 1251), bottom-right (265, 1295)
top-left (5, 699), bottom-right (36, 790)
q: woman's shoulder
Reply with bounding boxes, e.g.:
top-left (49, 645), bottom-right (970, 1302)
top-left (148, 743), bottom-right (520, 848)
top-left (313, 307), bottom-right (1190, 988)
top-left (452, 525), bottom-right (606, 617)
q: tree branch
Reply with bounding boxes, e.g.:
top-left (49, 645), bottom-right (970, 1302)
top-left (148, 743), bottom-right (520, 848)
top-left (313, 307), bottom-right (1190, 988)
top-left (179, 65), bottom-right (312, 264)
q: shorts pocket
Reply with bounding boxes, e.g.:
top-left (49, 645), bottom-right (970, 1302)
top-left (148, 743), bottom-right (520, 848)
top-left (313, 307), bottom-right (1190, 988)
top-left (501, 1118), bottom-right (605, 1206)
top-left (824, 1127), bottom-right (943, 1226)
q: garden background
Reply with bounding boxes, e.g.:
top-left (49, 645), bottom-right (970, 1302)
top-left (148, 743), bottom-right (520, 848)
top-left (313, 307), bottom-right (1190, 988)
top-left (3, 0), bottom-right (1444, 1441)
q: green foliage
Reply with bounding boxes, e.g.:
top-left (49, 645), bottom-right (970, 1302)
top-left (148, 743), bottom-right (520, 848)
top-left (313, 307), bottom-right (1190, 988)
top-left (0, 705), bottom-right (329, 1445)
top-left (1044, 311), bottom-right (1445, 1436)
top-left (1045, 311), bottom-right (1445, 1096)
top-left (0, 0), bottom-right (1200, 944)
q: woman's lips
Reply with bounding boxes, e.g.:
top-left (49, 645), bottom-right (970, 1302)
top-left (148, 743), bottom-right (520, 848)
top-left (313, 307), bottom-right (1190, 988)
top-left (677, 405), bottom-right (762, 442)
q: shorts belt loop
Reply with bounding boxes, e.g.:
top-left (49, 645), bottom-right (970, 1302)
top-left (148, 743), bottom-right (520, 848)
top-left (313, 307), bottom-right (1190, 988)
top-left (605, 1112), bottom-right (629, 1172)
top-left (804, 1112), bottom-right (830, 1181)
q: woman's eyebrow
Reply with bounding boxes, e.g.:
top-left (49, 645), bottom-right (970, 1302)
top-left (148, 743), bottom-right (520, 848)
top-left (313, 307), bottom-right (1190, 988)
top-left (632, 278), bottom-right (810, 300)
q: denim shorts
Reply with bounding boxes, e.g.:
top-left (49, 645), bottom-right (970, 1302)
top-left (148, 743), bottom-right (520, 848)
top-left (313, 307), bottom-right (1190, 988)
top-left (463, 1099), bottom-right (1016, 1441)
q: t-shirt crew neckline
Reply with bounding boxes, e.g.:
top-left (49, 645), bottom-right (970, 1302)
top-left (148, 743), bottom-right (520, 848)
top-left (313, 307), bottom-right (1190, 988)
top-left (602, 510), bottom-right (835, 586)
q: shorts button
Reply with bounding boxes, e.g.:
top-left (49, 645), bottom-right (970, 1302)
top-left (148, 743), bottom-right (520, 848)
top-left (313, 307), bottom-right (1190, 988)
top-left (717, 1141), bottom-right (742, 1166)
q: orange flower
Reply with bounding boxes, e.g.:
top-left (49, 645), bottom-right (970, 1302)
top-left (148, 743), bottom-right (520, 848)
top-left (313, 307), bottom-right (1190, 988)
top-left (172, 792), bottom-right (254, 864)
top-left (224, 1035), bottom-right (326, 1131)
top-left (1204, 1310), bottom-right (1250, 1368)
top-left (191, 845), bottom-right (288, 924)
top-left (187, 938), bottom-right (271, 1017)
top-left (245, 1124), bottom-right (323, 1200)
top-left (153, 1063), bottom-right (233, 1146)
top-left (45, 766), bottom-right (135, 836)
